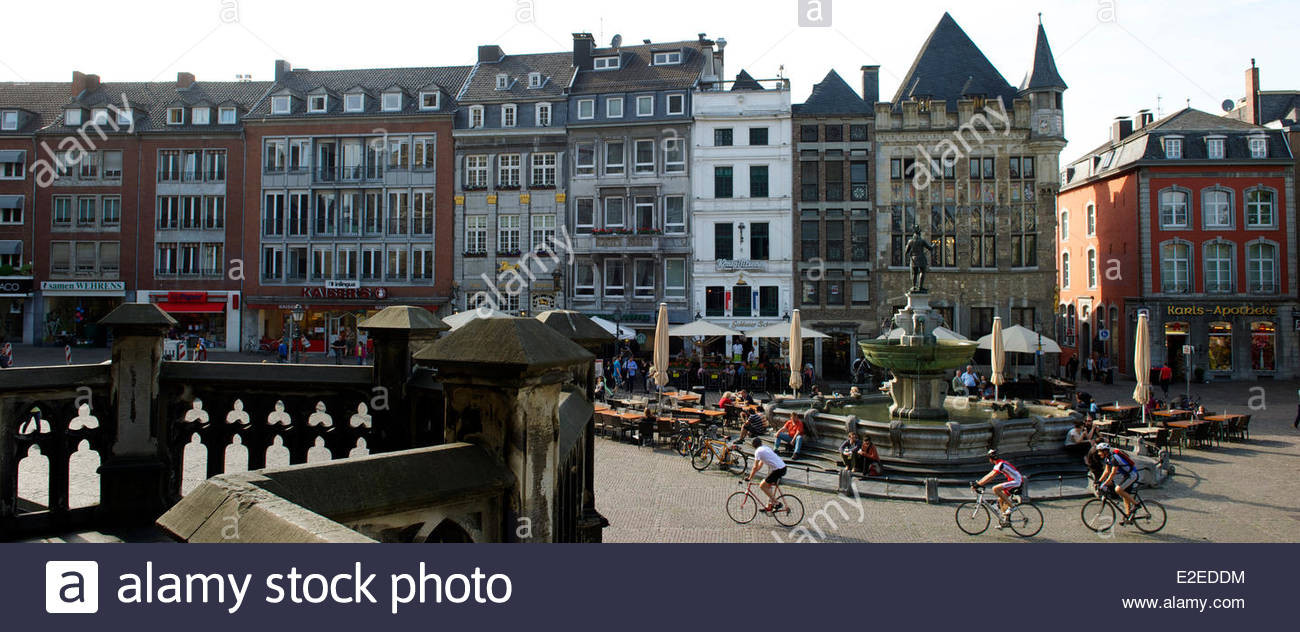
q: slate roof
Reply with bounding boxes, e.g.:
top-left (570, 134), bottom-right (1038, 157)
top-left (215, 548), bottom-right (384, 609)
top-left (892, 12), bottom-right (1018, 108)
top-left (68, 80), bottom-right (273, 132)
top-left (1019, 22), bottom-right (1067, 92)
top-left (0, 82), bottom-right (72, 135)
top-left (570, 40), bottom-right (709, 94)
top-left (1258, 92), bottom-right (1300, 127)
top-left (460, 51), bottom-right (575, 103)
top-left (793, 70), bottom-right (871, 116)
top-left (730, 70), bottom-right (764, 92)
top-left (247, 65), bottom-right (471, 118)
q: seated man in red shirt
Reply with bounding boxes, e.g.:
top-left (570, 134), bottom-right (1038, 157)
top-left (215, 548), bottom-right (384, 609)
top-left (773, 412), bottom-right (806, 460)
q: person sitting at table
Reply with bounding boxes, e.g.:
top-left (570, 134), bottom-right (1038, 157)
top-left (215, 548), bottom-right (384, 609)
top-left (736, 389), bottom-right (756, 405)
top-left (1064, 420), bottom-right (1092, 459)
top-left (718, 391), bottom-right (736, 408)
top-left (773, 413), bottom-right (806, 460)
top-left (636, 409), bottom-right (656, 447)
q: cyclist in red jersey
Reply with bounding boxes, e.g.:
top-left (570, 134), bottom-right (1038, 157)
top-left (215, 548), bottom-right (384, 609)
top-left (973, 449), bottom-right (1024, 519)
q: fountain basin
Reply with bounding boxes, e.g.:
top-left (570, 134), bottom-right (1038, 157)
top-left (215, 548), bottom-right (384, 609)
top-left (857, 338), bottom-right (977, 375)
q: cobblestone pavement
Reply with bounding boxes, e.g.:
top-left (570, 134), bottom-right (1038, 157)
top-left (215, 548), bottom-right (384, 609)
top-left (595, 379), bottom-right (1300, 543)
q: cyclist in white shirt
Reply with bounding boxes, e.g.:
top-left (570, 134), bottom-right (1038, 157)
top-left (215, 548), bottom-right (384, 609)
top-left (746, 438), bottom-right (788, 513)
top-left (973, 449), bottom-right (1023, 519)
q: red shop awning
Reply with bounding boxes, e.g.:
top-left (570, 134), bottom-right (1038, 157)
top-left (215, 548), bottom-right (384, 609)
top-left (158, 302), bottom-right (225, 314)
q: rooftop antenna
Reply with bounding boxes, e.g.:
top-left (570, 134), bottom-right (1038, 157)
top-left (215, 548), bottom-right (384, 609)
top-left (1156, 94), bottom-right (1163, 118)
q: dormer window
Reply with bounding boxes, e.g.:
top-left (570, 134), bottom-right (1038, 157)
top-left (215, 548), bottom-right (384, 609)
top-left (65, 108), bottom-right (83, 126)
top-left (116, 109), bottom-right (133, 126)
top-left (382, 92), bottom-right (402, 112)
top-left (652, 51), bottom-right (681, 65)
top-left (495, 74), bottom-right (509, 90)
top-left (344, 93), bottom-right (365, 112)
top-left (1249, 135), bottom-right (1268, 158)
top-left (191, 107), bottom-right (210, 125)
top-left (307, 95), bottom-right (328, 113)
top-left (271, 96), bottom-right (291, 114)
top-left (1206, 137), bottom-right (1225, 160)
top-left (0, 110), bottom-right (15, 131)
top-left (469, 105), bottom-right (484, 129)
top-left (218, 107), bottom-right (237, 124)
top-left (91, 108), bottom-right (109, 125)
top-left (528, 72), bottom-right (542, 88)
top-left (1162, 137), bottom-right (1182, 159)
top-left (167, 108), bottom-right (184, 125)
top-left (419, 91), bottom-right (440, 110)
top-left (594, 56), bottom-right (619, 70)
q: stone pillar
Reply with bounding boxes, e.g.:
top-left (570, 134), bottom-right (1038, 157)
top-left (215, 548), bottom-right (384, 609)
top-left (98, 304), bottom-right (176, 526)
top-left (359, 306), bottom-right (449, 450)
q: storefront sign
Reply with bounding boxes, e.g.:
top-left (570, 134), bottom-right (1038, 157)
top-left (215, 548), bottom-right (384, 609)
top-left (40, 281), bottom-right (126, 295)
top-left (716, 260), bottom-right (767, 272)
top-left (0, 277), bottom-right (34, 296)
top-left (325, 280), bottom-right (360, 290)
top-left (167, 291), bottom-right (208, 303)
top-left (301, 286), bottom-right (388, 300)
top-left (1166, 305), bottom-right (1278, 317)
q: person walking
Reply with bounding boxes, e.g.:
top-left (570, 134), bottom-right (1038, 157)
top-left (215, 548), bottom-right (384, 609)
top-left (625, 356), bottom-right (639, 392)
top-left (1158, 362), bottom-right (1173, 398)
top-left (1085, 354), bottom-right (1095, 383)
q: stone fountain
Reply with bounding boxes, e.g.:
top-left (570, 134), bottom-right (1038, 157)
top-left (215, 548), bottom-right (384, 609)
top-left (858, 292), bottom-right (978, 420)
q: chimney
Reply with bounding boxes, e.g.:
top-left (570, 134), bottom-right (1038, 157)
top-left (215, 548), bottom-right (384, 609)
top-left (572, 33), bottom-right (594, 70)
top-left (177, 72), bottom-right (196, 89)
top-left (1111, 116), bottom-right (1134, 143)
top-left (1136, 109), bottom-right (1153, 128)
top-left (71, 71), bottom-right (87, 97)
top-left (274, 59), bottom-right (292, 82)
top-left (861, 65), bottom-right (880, 106)
top-left (84, 74), bottom-right (101, 93)
top-left (477, 45), bottom-right (504, 63)
top-left (1245, 59), bottom-right (1261, 125)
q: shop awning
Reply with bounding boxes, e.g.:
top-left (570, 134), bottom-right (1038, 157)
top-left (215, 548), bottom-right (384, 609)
top-left (0, 195), bottom-right (22, 209)
top-left (0, 150), bottom-right (24, 163)
top-left (0, 240), bottom-right (20, 255)
top-left (158, 302), bottom-right (224, 314)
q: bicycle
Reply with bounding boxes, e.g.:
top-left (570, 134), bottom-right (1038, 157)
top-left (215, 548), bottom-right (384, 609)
top-left (1080, 483), bottom-right (1167, 534)
top-left (671, 420), bottom-right (710, 458)
top-left (691, 432), bottom-right (748, 473)
top-left (955, 483), bottom-right (1044, 537)
top-left (726, 478), bottom-right (804, 526)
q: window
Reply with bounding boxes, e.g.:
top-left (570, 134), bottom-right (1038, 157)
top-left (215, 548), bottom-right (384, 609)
top-left (203, 150), bottom-right (226, 181)
top-left (201, 196), bottom-right (221, 229)
top-left (262, 193), bottom-right (284, 235)
top-left (603, 197), bottom-right (625, 227)
top-left (531, 152), bottom-right (556, 187)
top-left (604, 260), bottom-right (625, 296)
top-left (663, 196), bottom-right (685, 234)
top-left (288, 192), bottom-right (310, 236)
top-left (344, 93), bottom-right (364, 112)
top-left (606, 97), bottom-right (623, 118)
top-left (498, 154), bottom-right (521, 188)
top-left (0, 153), bottom-right (25, 179)
top-left (801, 162), bottom-right (819, 201)
top-left (1061, 253), bottom-right (1070, 288)
top-left (1087, 249), bottom-right (1098, 288)
top-left (577, 99), bottom-right (595, 120)
top-left (575, 142), bottom-right (595, 176)
top-left (1203, 189), bottom-right (1233, 228)
top-left (310, 247), bottom-right (332, 280)
top-left (666, 93), bottom-right (685, 115)
top-left (664, 259), bottom-right (686, 298)
top-left (78, 152), bottom-right (98, 179)
top-left (412, 191), bottom-right (433, 235)
top-left (1251, 322), bottom-right (1276, 371)
top-left (528, 72), bottom-right (542, 88)
top-left (497, 215), bottom-right (520, 253)
top-left (928, 205), bottom-right (957, 267)
top-left (1204, 242), bottom-right (1233, 293)
top-left (264, 140), bottom-right (285, 172)
top-left (850, 161), bottom-right (869, 201)
top-left (382, 92), bottom-right (402, 112)
top-left (536, 103), bottom-right (552, 127)
top-left (714, 128), bottom-right (733, 146)
top-left (706, 286), bottom-right (726, 316)
top-left (0, 110), bottom-right (15, 131)
top-left (749, 165), bottom-right (769, 198)
top-left (387, 191), bottom-right (409, 235)
top-left (419, 92), bottom-right (440, 110)
top-left (714, 223), bottom-right (733, 260)
top-left (386, 246), bottom-right (408, 282)
top-left (465, 216), bottom-right (487, 253)
top-left (636, 95), bottom-right (654, 116)
top-left (1247, 242), bottom-right (1277, 293)
top-left (91, 108), bottom-right (108, 125)
top-left (167, 108), bottom-right (184, 125)
top-left (826, 220), bottom-right (844, 261)
top-left (851, 218), bottom-right (871, 262)
top-left (72, 197), bottom-right (95, 227)
top-left (388, 137), bottom-right (409, 169)
top-left (361, 247), bottom-right (381, 280)
top-left (191, 107), bottom-right (210, 125)
top-left (261, 247), bottom-right (282, 281)
top-left (604, 141), bottom-right (625, 175)
top-left (800, 125), bottom-right (819, 142)
top-left (1160, 241), bottom-right (1191, 292)
top-left (157, 243), bottom-right (178, 275)
top-left (653, 51), bottom-right (681, 65)
top-left (502, 104), bottom-right (517, 127)
top-left (412, 246), bottom-right (434, 280)
top-left (574, 262), bottom-right (596, 297)
top-left (825, 125), bottom-right (843, 142)
top-left (64, 109), bottom-right (82, 126)
top-left (575, 198), bottom-right (595, 233)
top-left (531, 215), bottom-right (556, 247)
top-left (714, 166), bottom-right (733, 198)
top-left (413, 136), bottom-right (435, 169)
top-left (825, 274), bottom-right (844, 307)
top-left (51, 242), bottom-right (71, 275)
top-left (594, 56), bottom-right (620, 70)
top-left (75, 242), bottom-right (97, 274)
top-left (749, 127), bottom-right (768, 146)
top-left (469, 106), bottom-right (484, 128)
top-left (801, 279), bottom-right (819, 305)
top-left (0, 196), bottom-right (20, 224)
top-left (1207, 137), bottom-right (1225, 159)
top-left (634, 196), bottom-right (655, 231)
top-left (824, 160), bottom-right (844, 201)
top-left (495, 74), bottom-right (509, 90)
top-left (634, 259), bottom-right (655, 299)
top-left (970, 308), bottom-right (996, 340)
top-left (1246, 188), bottom-right (1275, 227)
top-left (1162, 137), bottom-right (1182, 159)
top-left (663, 138), bottom-right (685, 173)
top-left (1060, 210), bottom-right (1069, 241)
top-left (1159, 189), bottom-right (1189, 228)
top-left (218, 107), bottom-right (237, 124)
top-left (465, 155), bottom-right (488, 188)
top-left (634, 140), bottom-right (655, 174)
top-left (363, 192), bottom-right (382, 234)
top-left (801, 220), bottom-right (820, 260)
top-left (1086, 203), bottom-right (1096, 235)
top-left (733, 283), bottom-right (753, 316)
top-left (271, 96), bottom-right (291, 114)
top-left (308, 95), bottom-right (328, 113)
top-left (849, 124), bottom-right (868, 142)
top-left (969, 207), bottom-right (996, 268)
top-left (758, 286), bottom-right (779, 316)
top-left (750, 222), bottom-right (769, 260)
top-left (1249, 136), bottom-right (1268, 158)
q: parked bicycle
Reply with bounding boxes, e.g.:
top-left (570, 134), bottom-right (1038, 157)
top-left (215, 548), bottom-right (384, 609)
top-left (691, 430), bottom-right (748, 473)
top-left (955, 483), bottom-right (1044, 537)
top-left (671, 420), bottom-right (709, 458)
top-left (726, 479), bottom-right (804, 526)
top-left (1080, 484), bottom-right (1167, 533)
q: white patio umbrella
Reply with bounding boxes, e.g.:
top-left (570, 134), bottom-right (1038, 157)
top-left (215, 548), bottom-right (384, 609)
top-left (744, 322), bottom-right (829, 339)
top-left (667, 319), bottom-right (743, 338)
top-left (443, 308), bottom-right (512, 331)
top-left (1133, 312), bottom-right (1153, 427)
top-left (652, 303), bottom-right (670, 403)
top-left (880, 326), bottom-right (968, 341)
top-left (788, 310), bottom-right (804, 396)
top-left (590, 316), bottom-right (636, 340)
top-left (990, 317), bottom-right (1005, 400)
top-left (975, 324), bottom-right (1061, 353)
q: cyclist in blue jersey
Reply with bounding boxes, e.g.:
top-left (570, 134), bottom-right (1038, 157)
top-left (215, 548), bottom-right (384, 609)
top-left (973, 449), bottom-right (1023, 520)
top-left (1095, 443), bottom-right (1140, 522)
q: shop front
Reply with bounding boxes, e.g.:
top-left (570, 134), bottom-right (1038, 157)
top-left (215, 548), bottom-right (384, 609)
top-left (38, 281), bottom-right (127, 347)
top-left (1144, 300), bottom-right (1298, 381)
top-left (138, 290), bottom-right (241, 351)
top-left (0, 276), bottom-right (34, 344)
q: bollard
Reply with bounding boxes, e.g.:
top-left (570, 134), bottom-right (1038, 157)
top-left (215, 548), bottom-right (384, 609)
top-left (924, 477), bottom-right (940, 503)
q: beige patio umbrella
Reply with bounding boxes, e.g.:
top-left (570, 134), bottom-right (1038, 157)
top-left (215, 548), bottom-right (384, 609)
top-left (990, 316), bottom-right (1005, 400)
top-left (1133, 311), bottom-right (1152, 426)
top-left (652, 303), bottom-right (670, 403)
top-left (788, 309), bottom-right (804, 396)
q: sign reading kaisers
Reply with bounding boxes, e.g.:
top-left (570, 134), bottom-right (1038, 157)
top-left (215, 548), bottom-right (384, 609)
top-left (1166, 305), bottom-right (1278, 317)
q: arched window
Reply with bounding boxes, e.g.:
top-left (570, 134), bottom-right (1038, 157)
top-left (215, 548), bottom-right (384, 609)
top-left (1246, 241), bottom-right (1277, 293)
top-left (1087, 249), bottom-right (1098, 288)
top-left (1158, 188), bottom-right (1190, 229)
top-left (1086, 203), bottom-right (1096, 236)
top-left (1061, 252), bottom-right (1070, 288)
top-left (1203, 241), bottom-right (1234, 293)
top-left (1159, 240), bottom-right (1191, 293)
top-left (1060, 209), bottom-right (1069, 241)
top-left (1202, 188), bottom-right (1233, 228)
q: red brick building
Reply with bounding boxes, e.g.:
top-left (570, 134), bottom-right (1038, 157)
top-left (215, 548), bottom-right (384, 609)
top-left (1059, 108), bottom-right (1297, 381)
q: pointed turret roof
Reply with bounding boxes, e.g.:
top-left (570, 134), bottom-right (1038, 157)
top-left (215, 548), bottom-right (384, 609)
top-left (892, 12), bottom-right (1016, 107)
top-left (1019, 20), bottom-right (1067, 93)
top-left (794, 70), bottom-right (870, 115)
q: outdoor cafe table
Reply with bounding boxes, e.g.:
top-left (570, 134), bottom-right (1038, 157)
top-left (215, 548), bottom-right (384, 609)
top-left (1167, 418), bottom-right (1215, 448)
top-left (1091, 419), bottom-right (1121, 433)
top-left (670, 392), bottom-right (702, 404)
top-left (1099, 405), bottom-right (1139, 420)
top-left (673, 407), bottom-right (726, 420)
top-left (1151, 409), bottom-right (1192, 422)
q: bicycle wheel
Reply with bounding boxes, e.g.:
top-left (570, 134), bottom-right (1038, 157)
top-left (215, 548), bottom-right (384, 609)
top-left (1007, 503), bottom-right (1044, 537)
top-left (726, 491), bottom-right (758, 524)
top-left (672, 433), bottom-right (692, 457)
top-left (773, 494), bottom-right (804, 527)
top-left (690, 446), bottom-right (714, 471)
top-left (1130, 499), bottom-right (1167, 533)
top-left (1080, 498), bottom-right (1117, 532)
top-left (724, 450), bottom-right (748, 474)
top-left (955, 502), bottom-right (991, 535)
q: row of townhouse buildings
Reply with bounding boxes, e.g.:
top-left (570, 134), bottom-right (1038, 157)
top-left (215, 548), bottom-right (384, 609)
top-left (2, 13), bottom-right (1293, 378)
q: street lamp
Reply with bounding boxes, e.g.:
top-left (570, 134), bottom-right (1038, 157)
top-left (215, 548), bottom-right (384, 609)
top-left (290, 304), bottom-right (305, 363)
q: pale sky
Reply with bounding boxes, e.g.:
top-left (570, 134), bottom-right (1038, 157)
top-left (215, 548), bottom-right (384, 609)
top-left (2, 0), bottom-right (1294, 162)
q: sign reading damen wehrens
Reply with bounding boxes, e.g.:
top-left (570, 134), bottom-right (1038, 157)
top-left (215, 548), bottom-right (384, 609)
top-left (1166, 304), bottom-right (1279, 317)
top-left (40, 281), bottom-right (127, 292)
